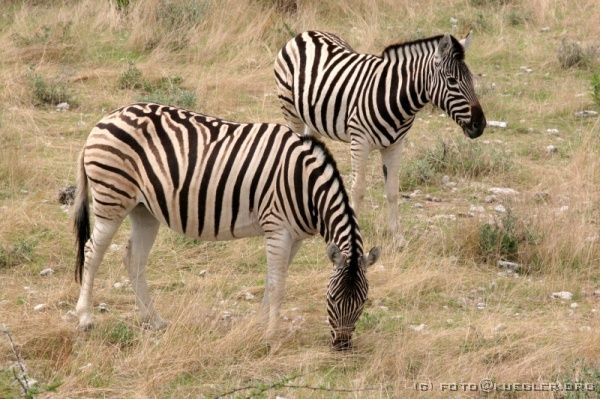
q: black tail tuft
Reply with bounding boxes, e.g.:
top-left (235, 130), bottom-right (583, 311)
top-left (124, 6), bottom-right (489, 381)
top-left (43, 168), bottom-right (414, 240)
top-left (73, 151), bottom-right (90, 284)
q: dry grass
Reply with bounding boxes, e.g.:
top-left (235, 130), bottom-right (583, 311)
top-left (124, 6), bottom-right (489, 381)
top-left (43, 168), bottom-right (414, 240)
top-left (1, 0), bottom-right (600, 397)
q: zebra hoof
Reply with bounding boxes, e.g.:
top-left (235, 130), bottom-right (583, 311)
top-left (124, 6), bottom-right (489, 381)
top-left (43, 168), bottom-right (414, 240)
top-left (77, 315), bottom-right (94, 331)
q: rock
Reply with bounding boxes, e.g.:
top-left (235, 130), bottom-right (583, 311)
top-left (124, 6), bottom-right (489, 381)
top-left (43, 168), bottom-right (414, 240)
top-left (494, 204), bottom-right (507, 213)
top-left (425, 194), bottom-right (442, 202)
top-left (488, 120), bottom-right (508, 128)
top-left (579, 326), bottom-right (592, 332)
top-left (240, 291), bottom-right (255, 301)
top-left (56, 102), bottom-right (70, 112)
top-left (413, 203), bottom-right (423, 209)
top-left (33, 303), bottom-right (47, 312)
top-left (497, 260), bottom-right (521, 272)
top-left (198, 269), bottom-right (208, 277)
top-left (470, 205), bottom-right (485, 213)
top-left (570, 302), bottom-right (579, 309)
top-left (449, 17), bottom-right (458, 25)
top-left (57, 185), bottom-right (76, 205)
top-left (575, 110), bottom-right (598, 118)
top-left (546, 144), bottom-right (558, 154)
top-left (489, 187), bottom-right (519, 196)
top-left (494, 323), bottom-right (506, 333)
top-left (551, 291), bottom-right (573, 300)
top-left (409, 323), bottom-right (426, 332)
top-left (441, 175), bottom-right (450, 185)
top-left (39, 267), bottom-right (54, 276)
top-left (409, 189), bottom-right (422, 198)
top-left (585, 235), bottom-right (599, 243)
top-left (593, 289), bottom-right (600, 296)
top-left (546, 128), bottom-right (559, 135)
top-left (519, 66), bottom-right (533, 73)
top-left (476, 302), bottom-right (486, 310)
top-left (540, 26), bottom-right (550, 32)
top-left (98, 303), bottom-right (109, 313)
top-left (221, 311), bottom-right (232, 321)
top-left (484, 195), bottom-right (497, 203)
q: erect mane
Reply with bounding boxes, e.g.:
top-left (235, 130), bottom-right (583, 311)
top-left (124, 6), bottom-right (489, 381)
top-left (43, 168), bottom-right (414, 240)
top-left (382, 34), bottom-right (465, 61)
top-left (301, 136), bottom-right (364, 276)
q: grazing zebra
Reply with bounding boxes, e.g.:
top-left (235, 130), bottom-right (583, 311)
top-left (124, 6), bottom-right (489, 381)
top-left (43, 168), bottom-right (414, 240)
top-left (275, 31), bottom-right (486, 240)
top-left (72, 102), bottom-right (380, 350)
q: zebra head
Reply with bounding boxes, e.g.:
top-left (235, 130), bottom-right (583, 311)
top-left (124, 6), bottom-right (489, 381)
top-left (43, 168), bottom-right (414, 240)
top-left (430, 32), bottom-right (486, 139)
top-left (326, 243), bottom-right (380, 350)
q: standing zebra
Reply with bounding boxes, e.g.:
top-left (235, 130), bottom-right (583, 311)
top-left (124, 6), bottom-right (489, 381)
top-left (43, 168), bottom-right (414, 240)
top-left (275, 31), bottom-right (486, 240)
top-left (72, 102), bottom-right (380, 350)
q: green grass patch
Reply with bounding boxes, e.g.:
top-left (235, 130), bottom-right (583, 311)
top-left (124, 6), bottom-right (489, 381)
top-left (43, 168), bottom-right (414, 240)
top-left (591, 72), bottom-right (600, 107)
top-left (399, 139), bottom-right (512, 190)
top-left (0, 238), bottom-right (36, 269)
top-left (28, 72), bottom-right (75, 107)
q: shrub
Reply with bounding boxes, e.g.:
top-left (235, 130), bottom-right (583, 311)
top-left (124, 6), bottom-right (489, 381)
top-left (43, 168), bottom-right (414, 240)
top-left (0, 239), bottom-right (36, 269)
top-left (29, 73), bottom-right (74, 107)
top-left (591, 72), bottom-right (600, 107)
top-left (117, 63), bottom-right (145, 90)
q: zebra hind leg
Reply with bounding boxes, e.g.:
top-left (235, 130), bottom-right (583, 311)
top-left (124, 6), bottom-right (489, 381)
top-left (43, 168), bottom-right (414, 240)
top-left (349, 138), bottom-right (370, 214)
top-left (123, 205), bottom-right (167, 330)
top-left (75, 217), bottom-right (123, 331)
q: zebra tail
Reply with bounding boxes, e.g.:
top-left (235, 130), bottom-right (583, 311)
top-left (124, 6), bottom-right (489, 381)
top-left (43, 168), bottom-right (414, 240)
top-left (72, 151), bottom-right (90, 284)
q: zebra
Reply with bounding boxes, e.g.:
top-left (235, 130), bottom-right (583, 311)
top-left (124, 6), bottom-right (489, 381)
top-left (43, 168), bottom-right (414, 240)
top-left (72, 102), bottom-right (380, 350)
top-left (275, 30), bottom-right (486, 241)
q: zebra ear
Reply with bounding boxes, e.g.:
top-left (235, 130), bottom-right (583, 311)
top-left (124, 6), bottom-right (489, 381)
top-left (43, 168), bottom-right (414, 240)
top-left (436, 34), bottom-right (453, 60)
top-left (363, 246), bottom-right (381, 269)
top-left (327, 243), bottom-right (346, 267)
top-left (459, 30), bottom-right (472, 51)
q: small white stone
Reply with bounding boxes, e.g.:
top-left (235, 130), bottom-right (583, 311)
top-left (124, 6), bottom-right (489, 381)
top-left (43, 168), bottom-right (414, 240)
top-left (546, 128), bottom-right (559, 135)
top-left (593, 289), bottom-right (600, 296)
top-left (551, 291), bottom-right (573, 300)
top-left (56, 102), bottom-right (70, 112)
top-left (585, 235), bottom-right (599, 244)
top-left (470, 205), bottom-right (485, 213)
top-left (413, 203), bottom-right (423, 209)
top-left (494, 323), bottom-right (506, 333)
top-left (546, 144), bottom-right (558, 154)
top-left (98, 303), bottom-right (109, 313)
top-left (442, 175), bottom-right (450, 185)
top-left (574, 110), bottom-right (598, 118)
top-left (570, 302), bottom-right (579, 309)
top-left (476, 302), bottom-right (486, 310)
top-left (39, 267), bottom-right (54, 276)
top-left (243, 291), bottom-right (255, 301)
top-left (113, 282), bottom-right (124, 289)
top-left (488, 121), bottom-right (508, 128)
top-left (221, 311), bottom-right (232, 321)
top-left (33, 303), bottom-right (47, 312)
top-left (489, 187), bottom-right (519, 196)
top-left (409, 323), bottom-right (426, 332)
top-left (579, 325), bottom-right (592, 332)
top-left (494, 204), bottom-right (507, 213)
top-left (540, 26), bottom-right (550, 32)
top-left (497, 260), bottom-right (521, 272)
top-left (198, 269), bottom-right (208, 277)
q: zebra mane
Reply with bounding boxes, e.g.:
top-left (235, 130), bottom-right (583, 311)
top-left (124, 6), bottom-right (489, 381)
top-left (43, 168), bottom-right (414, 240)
top-left (301, 136), bottom-right (365, 277)
top-left (382, 34), bottom-right (465, 61)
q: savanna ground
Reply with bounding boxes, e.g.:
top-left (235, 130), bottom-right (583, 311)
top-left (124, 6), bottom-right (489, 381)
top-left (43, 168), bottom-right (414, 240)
top-left (1, 0), bottom-right (599, 397)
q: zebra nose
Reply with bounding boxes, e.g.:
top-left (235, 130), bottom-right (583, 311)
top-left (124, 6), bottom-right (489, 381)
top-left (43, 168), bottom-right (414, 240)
top-left (467, 104), bottom-right (486, 138)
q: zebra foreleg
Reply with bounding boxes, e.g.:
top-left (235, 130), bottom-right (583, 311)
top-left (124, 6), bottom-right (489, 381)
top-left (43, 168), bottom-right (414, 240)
top-left (123, 205), bottom-right (166, 330)
top-left (381, 143), bottom-right (407, 247)
top-left (349, 139), bottom-right (370, 214)
top-left (75, 217), bottom-right (123, 331)
top-left (262, 230), bottom-right (295, 342)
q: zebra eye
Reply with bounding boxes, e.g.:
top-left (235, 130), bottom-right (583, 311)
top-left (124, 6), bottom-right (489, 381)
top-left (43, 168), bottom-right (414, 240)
top-left (447, 77), bottom-right (459, 86)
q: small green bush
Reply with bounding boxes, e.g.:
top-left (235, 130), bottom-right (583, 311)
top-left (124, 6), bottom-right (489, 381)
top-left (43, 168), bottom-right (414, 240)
top-left (30, 73), bottom-right (73, 106)
top-left (0, 239), bottom-right (36, 269)
top-left (591, 72), bottom-right (600, 107)
top-left (106, 321), bottom-right (136, 348)
top-left (117, 63), bottom-right (145, 90)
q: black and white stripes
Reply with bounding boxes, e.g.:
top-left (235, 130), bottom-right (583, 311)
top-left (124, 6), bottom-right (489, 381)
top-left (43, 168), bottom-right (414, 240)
top-left (275, 31), bottom-right (486, 237)
top-left (72, 102), bottom-right (379, 349)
